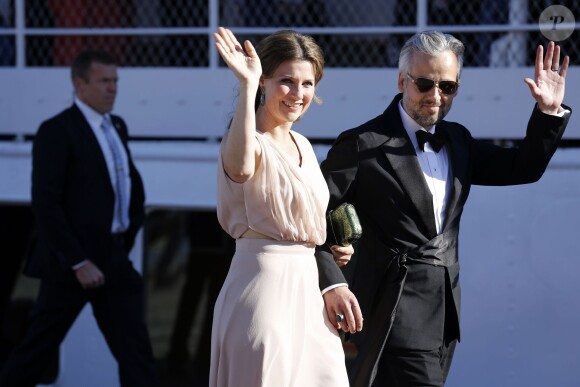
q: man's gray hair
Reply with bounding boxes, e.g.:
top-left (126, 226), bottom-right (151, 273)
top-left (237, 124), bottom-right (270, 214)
top-left (398, 31), bottom-right (465, 79)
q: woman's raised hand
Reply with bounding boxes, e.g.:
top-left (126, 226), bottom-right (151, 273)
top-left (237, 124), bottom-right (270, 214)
top-left (213, 27), bottom-right (262, 85)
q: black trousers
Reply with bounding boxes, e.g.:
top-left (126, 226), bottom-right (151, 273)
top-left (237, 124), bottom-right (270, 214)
top-left (0, 239), bottom-right (159, 387)
top-left (374, 338), bottom-right (457, 387)
top-left (372, 263), bottom-right (459, 387)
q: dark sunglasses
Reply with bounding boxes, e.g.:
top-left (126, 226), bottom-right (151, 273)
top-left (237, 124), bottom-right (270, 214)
top-left (406, 73), bottom-right (459, 95)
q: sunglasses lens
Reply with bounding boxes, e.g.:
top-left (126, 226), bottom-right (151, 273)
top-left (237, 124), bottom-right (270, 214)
top-left (439, 81), bottom-right (458, 95)
top-left (414, 78), bottom-right (435, 93)
top-left (409, 74), bottom-right (458, 95)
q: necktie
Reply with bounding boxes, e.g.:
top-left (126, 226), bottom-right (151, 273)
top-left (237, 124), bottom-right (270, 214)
top-left (101, 116), bottom-right (129, 230)
top-left (415, 129), bottom-right (446, 152)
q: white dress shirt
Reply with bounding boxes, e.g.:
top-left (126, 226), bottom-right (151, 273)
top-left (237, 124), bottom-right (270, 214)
top-left (75, 97), bottom-right (131, 233)
top-left (398, 101), bottom-right (451, 234)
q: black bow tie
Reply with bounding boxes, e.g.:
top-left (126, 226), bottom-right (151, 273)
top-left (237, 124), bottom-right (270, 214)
top-left (415, 129), bottom-right (446, 153)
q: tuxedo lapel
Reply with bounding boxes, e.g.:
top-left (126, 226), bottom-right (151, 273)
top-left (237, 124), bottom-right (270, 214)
top-left (378, 98), bottom-right (438, 237)
top-left (437, 124), bottom-right (468, 231)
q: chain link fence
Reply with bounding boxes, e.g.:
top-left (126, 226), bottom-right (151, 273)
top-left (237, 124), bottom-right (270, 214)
top-left (0, 0), bottom-right (578, 68)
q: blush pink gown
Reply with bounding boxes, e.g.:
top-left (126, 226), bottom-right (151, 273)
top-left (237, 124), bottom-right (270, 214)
top-left (210, 130), bottom-right (349, 387)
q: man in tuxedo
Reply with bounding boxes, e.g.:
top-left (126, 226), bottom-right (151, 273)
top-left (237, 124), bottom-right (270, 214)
top-left (316, 31), bottom-right (571, 387)
top-left (0, 49), bottom-right (159, 387)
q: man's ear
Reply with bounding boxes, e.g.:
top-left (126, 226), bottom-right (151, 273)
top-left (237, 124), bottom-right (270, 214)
top-left (73, 77), bottom-right (84, 94)
top-left (397, 72), bottom-right (405, 93)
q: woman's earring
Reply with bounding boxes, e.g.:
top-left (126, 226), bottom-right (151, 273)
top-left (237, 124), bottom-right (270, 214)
top-left (260, 92), bottom-right (265, 106)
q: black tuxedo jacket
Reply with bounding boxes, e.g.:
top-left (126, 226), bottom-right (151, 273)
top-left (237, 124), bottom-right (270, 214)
top-left (316, 94), bottom-right (570, 386)
top-left (26, 104), bottom-right (145, 282)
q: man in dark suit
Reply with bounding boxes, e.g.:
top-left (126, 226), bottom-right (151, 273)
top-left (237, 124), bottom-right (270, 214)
top-left (316, 31), bottom-right (571, 387)
top-left (0, 49), bottom-right (160, 387)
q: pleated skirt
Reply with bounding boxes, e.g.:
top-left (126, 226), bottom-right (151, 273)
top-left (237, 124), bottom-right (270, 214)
top-left (209, 238), bottom-right (349, 387)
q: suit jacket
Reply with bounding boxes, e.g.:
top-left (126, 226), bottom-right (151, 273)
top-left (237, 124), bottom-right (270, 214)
top-left (316, 94), bottom-right (571, 386)
top-left (26, 104), bottom-right (145, 282)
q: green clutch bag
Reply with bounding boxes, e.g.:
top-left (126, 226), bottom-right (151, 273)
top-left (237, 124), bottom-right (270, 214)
top-left (326, 202), bottom-right (363, 246)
